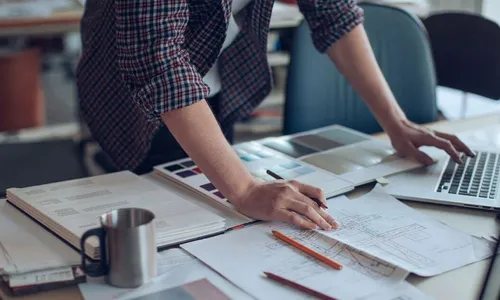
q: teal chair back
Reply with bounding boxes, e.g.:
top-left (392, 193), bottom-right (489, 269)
top-left (283, 3), bottom-right (437, 135)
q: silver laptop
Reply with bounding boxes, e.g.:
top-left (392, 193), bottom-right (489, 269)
top-left (384, 146), bottom-right (500, 211)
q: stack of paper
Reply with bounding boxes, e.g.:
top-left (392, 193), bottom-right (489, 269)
top-left (6, 171), bottom-right (226, 260)
top-left (181, 187), bottom-right (497, 299)
top-left (0, 199), bottom-right (84, 296)
top-left (182, 222), bottom-right (429, 300)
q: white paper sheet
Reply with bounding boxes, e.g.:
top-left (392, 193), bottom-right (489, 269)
top-left (9, 266), bottom-right (74, 287)
top-left (0, 199), bottom-right (79, 275)
top-left (182, 221), bottom-right (410, 300)
top-left (320, 186), bottom-right (497, 276)
top-left (79, 248), bottom-right (252, 300)
top-left (356, 280), bottom-right (434, 300)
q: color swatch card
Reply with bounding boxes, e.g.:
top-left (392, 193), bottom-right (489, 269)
top-left (154, 142), bottom-right (354, 221)
top-left (257, 125), bottom-right (439, 186)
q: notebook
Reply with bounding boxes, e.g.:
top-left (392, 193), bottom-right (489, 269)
top-left (256, 125), bottom-right (439, 186)
top-left (6, 171), bottom-right (226, 260)
top-left (154, 141), bottom-right (354, 218)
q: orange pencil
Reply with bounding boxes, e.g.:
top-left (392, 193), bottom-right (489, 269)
top-left (272, 230), bottom-right (343, 270)
top-left (263, 272), bottom-right (338, 300)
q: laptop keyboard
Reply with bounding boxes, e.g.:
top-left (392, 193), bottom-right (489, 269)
top-left (436, 151), bottom-right (500, 199)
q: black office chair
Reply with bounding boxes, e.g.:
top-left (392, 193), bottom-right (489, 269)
top-left (423, 12), bottom-right (500, 119)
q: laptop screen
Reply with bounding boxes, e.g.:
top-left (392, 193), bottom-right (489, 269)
top-left (480, 232), bottom-right (500, 300)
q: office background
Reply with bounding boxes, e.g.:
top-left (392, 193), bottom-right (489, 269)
top-left (0, 0), bottom-right (499, 189)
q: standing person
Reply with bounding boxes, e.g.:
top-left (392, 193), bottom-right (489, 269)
top-left (76, 0), bottom-right (474, 231)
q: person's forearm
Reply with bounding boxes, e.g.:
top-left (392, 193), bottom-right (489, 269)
top-left (326, 24), bottom-right (406, 132)
top-left (161, 100), bottom-right (255, 201)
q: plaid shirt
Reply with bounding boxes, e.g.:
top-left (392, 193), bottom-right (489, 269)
top-left (76, 0), bottom-right (364, 171)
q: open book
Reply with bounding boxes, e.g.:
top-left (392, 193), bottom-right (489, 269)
top-left (6, 171), bottom-right (226, 260)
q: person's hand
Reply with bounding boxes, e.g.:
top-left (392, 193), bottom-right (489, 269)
top-left (232, 179), bottom-right (339, 231)
top-left (386, 118), bottom-right (475, 165)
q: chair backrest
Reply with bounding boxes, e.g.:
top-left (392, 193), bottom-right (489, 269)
top-left (283, 3), bottom-right (437, 135)
top-left (423, 12), bottom-right (500, 100)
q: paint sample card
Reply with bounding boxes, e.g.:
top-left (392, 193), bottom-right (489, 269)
top-left (302, 152), bottom-right (365, 175)
top-left (315, 127), bottom-right (369, 145)
top-left (290, 134), bottom-right (343, 151)
top-left (261, 139), bottom-right (318, 158)
top-left (154, 141), bottom-right (354, 217)
top-left (234, 142), bottom-right (353, 198)
top-left (256, 125), bottom-right (426, 186)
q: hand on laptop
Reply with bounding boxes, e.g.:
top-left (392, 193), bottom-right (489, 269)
top-left (387, 119), bottom-right (475, 165)
top-left (233, 179), bottom-right (339, 231)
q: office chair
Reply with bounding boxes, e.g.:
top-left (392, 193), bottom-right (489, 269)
top-left (423, 12), bottom-right (500, 119)
top-left (283, 2), bottom-right (438, 135)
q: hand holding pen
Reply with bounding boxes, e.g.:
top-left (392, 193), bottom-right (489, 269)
top-left (230, 174), bottom-right (339, 231)
top-left (264, 169), bottom-right (339, 230)
top-left (266, 170), bottom-right (329, 210)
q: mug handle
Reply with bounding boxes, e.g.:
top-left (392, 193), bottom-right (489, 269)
top-left (80, 227), bottom-right (109, 277)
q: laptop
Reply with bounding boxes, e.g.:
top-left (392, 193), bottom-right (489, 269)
top-left (479, 230), bottom-right (500, 300)
top-left (384, 146), bottom-right (500, 211)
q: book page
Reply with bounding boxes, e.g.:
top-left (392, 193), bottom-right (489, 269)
top-left (320, 186), bottom-right (497, 276)
top-left (79, 249), bottom-right (252, 300)
top-left (7, 172), bottom-right (225, 251)
top-left (182, 221), bottom-right (410, 300)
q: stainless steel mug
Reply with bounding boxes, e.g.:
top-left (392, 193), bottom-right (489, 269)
top-left (80, 208), bottom-right (157, 288)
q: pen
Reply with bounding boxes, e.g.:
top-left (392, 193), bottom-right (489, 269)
top-left (265, 169), bottom-right (328, 209)
top-left (263, 272), bottom-right (338, 300)
top-left (272, 230), bottom-right (343, 270)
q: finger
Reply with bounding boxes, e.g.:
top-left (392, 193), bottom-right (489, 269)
top-left (289, 180), bottom-right (328, 208)
top-left (414, 149), bottom-right (435, 165)
top-left (434, 131), bottom-right (475, 157)
top-left (425, 135), bottom-right (462, 164)
top-left (290, 191), bottom-right (339, 229)
top-left (275, 210), bottom-right (317, 230)
top-left (287, 200), bottom-right (333, 231)
top-left (402, 142), bottom-right (434, 165)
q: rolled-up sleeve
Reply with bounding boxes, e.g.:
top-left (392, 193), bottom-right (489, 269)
top-left (297, 0), bottom-right (364, 53)
top-left (115, 0), bottom-right (209, 121)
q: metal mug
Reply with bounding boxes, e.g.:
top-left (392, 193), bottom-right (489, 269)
top-left (80, 208), bottom-right (157, 288)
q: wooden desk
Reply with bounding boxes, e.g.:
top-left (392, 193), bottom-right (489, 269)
top-left (0, 1), bottom-right (83, 37)
top-left (2, 113), bottom-right (500, 300)
top-left (0, 0), bottom-right (303, 37)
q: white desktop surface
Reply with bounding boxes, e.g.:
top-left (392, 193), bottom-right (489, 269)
top-left (2, 114), bottom-right (500, 299)
top-left (1, 179), bottom-right (498, 300)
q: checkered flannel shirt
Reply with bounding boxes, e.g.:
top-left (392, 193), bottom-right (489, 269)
top-left (76, 0), bottom-right (364, 171)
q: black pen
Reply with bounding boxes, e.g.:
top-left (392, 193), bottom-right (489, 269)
top-left (265, 169), bottom-right (328, 209)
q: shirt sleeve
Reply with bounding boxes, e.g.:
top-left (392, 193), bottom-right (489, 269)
top-left (296, 0), bottom-right (365, 53)
top-left (115, 0), bottom-right (209, 121)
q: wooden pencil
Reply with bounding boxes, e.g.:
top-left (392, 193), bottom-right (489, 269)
top-left (272, 230), bottom-right (343, 270)
top-left (263, 272), bottom-right (338, 300)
